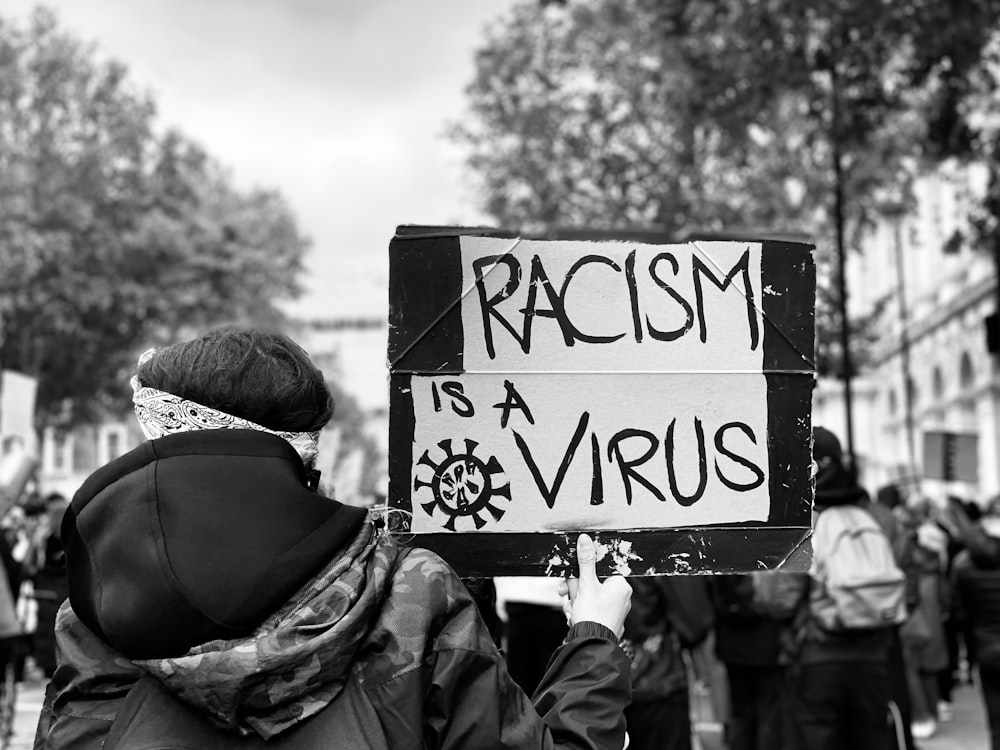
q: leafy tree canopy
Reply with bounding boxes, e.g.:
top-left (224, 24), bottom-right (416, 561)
top-left (0, 7), bottom-right (310, 425)
top-left (452, 0), bottom-right (1000, 374)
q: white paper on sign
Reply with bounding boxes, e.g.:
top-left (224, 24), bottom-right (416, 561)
top-left (409, 371), bottom-right (770, 533)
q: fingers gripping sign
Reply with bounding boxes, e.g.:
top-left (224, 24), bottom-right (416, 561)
top-left (558, 534), bottom-right (632, 640)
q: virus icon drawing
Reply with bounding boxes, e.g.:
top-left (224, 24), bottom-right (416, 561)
top-left (414, 438), bottom-right (510, 531)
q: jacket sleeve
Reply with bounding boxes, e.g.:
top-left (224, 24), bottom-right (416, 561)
top-left (414, 553), bottom-right (631, 750)
top-left (34, 601), bottom-right (141, 750)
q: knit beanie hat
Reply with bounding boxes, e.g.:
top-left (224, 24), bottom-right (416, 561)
top-left (813, 426), bottom-right (843, 464)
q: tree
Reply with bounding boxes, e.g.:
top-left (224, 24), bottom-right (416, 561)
top-left (0, 8), bottom-right (309, 425)
top-left (452, 0), bottom-right (1000, 378)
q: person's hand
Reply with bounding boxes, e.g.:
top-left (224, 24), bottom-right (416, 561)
top-left (557, 534), bottom-right (632, 639)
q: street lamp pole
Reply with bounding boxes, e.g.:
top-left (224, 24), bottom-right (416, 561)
top-left (889, 209), bottom-right (918, 477)
top-left (831, 64), bottom-right (856, 468)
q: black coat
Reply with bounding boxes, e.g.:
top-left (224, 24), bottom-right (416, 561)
top-left (954, 547), bottom-right (1000, 666)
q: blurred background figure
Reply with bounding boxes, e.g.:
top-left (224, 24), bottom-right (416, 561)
top-left (949, 498), bottom-right (1000, 749)
top-left (494, 576), bottom-right (566, 696)
top-left (31, 493), bottom-right (69, 679)
top-left (872, 482), bottom-right (922, 750)
top-left (711, 572), bottom-right (802, 750)
top-left (898, 499), bottom-right (951, 740)
top-left (621, 576), bottom-right (713, 750)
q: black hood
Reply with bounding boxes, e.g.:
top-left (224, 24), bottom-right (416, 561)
top-left (63, 429), bottom-right (367, 660)
top-left (814, 458), bottom-right (868, 510)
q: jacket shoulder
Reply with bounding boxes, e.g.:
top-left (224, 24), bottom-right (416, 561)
top-left (357, 545), bottom-right (496, 687)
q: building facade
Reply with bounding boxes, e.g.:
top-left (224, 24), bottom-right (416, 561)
top-left (814, 161), bottom-right (1000, 502)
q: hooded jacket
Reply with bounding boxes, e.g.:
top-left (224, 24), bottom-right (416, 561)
top-left (789, 456), bottom-right (892, 665)
top-left (35, 430), bottom-right (630, 749)
top-left (953, 534), bottom-right (1000, 667)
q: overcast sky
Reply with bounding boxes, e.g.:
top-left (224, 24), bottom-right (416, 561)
top-left (5, 0), bottom-right (518, 320)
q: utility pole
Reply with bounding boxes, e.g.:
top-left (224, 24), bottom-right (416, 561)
top-left (831, 62), bottom-right (856, 468)
top-left (885, 203), bottom-right (917, 477)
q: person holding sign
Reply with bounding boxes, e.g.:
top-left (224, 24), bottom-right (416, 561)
top-left (35, 329), bottom-right (634, 750)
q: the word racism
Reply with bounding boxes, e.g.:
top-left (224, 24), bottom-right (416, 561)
top-left (472, 248), bottom-right (760, 359)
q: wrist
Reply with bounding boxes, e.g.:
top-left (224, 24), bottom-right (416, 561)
top-left (566, 620), bottom-right (619, 643)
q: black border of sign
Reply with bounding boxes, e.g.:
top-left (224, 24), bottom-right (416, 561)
top-left (387, 228), bottom-right (815, 577)
top-left (388, 527), bottom-right (813, 577)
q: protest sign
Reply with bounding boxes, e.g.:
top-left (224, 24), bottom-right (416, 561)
top-left (388, 227), bottom-right (815, 576)
top-left (0, 371), bottom-right (38, 453)
top-left (923, 430), bottom-right (978, 483)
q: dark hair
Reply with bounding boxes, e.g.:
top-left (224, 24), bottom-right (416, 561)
top-left (137, 329), bottom-right (334, 432)
top-left (875, 484), bottom-right (903, 509)
top-left (812, 426), bottom-right (843, 464)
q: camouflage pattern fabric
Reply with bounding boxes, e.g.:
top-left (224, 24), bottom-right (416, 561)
top-left (138, 519), bottom-right (389, 738)
top-left (45, 520), bottom-right (411, 741)
top-left (40, 519), bottom-right (632, 749)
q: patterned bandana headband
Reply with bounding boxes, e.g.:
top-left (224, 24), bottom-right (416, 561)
top-left (130, 348), bottom-right (321, 469)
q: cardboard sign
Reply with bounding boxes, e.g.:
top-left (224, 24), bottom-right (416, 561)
top-left (923, 430), bottom-right (978, 483)
top-left (0, 371), bottom-right (38, 450)
top-left (388, 227), bottom-right (815, 576)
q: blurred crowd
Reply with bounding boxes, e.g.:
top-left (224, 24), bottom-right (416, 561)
top-left (480, 428), bottom-right (1000, 750)
top-left (9, 424), bottom-right (1000, 748)
top-left (0, 489), bottom-right (69, 686)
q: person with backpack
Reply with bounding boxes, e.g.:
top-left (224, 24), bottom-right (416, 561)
top-left (787, 427), bottom-right (904, 750)
top-left (34, 330), bottom-right (634, 749)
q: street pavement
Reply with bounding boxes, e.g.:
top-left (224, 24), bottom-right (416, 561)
top-left (921, 680), bottom-right (989, 750)
top-left (9, 674), bottom-right (44, 750)
top-left (8, 669), bottom-right (993, 749)
top-left (687, 674), bottom-right (990, 750)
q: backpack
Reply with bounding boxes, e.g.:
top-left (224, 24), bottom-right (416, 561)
top-left (810, 504), bottom-right (907, 630)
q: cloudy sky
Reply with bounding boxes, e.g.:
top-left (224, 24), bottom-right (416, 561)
top-left (5, 0), bottom-right (518, 320)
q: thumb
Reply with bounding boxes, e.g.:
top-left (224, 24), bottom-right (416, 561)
top-left (576, 533), bottom-right (599, 587)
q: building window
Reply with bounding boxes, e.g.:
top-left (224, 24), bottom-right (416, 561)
top-left (960, 352), bottom-right (975, 390)
top-left (53, 431), bottom-right (66, 471)
top-left (888, 389), bottom-right (897, 416)
top-left (107, 431), bottom-right (121, 461)
top-left (931, 366), bottom-right (945, 400)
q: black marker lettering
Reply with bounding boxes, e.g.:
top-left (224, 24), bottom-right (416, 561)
top-left (607, 428), bottom-right (664, 505)
top-left (590, 432), bottom-right (604, 505)
top-left (441, 381), bottom-right (474, 418)
top-left (692, 248), bottom-right (759, 350)
top-left (473, 254), bottom-right (525, 359)
top-left (624, 250), bottom-right (643, 343)
top-left (492, 379), bottom-right (535, 429)
top-left (714, 421), bottom-right (765, 491)
top-left (558, 255), bottom-right (626, 344)
top-left (513, 411), bottom-right (589, 509)
top-left (647, 252), bottom-right (694, 342)
top-left (520, 255), bottom-right (575, 350)
top-left (664, 417), bottom-right (708, 506)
